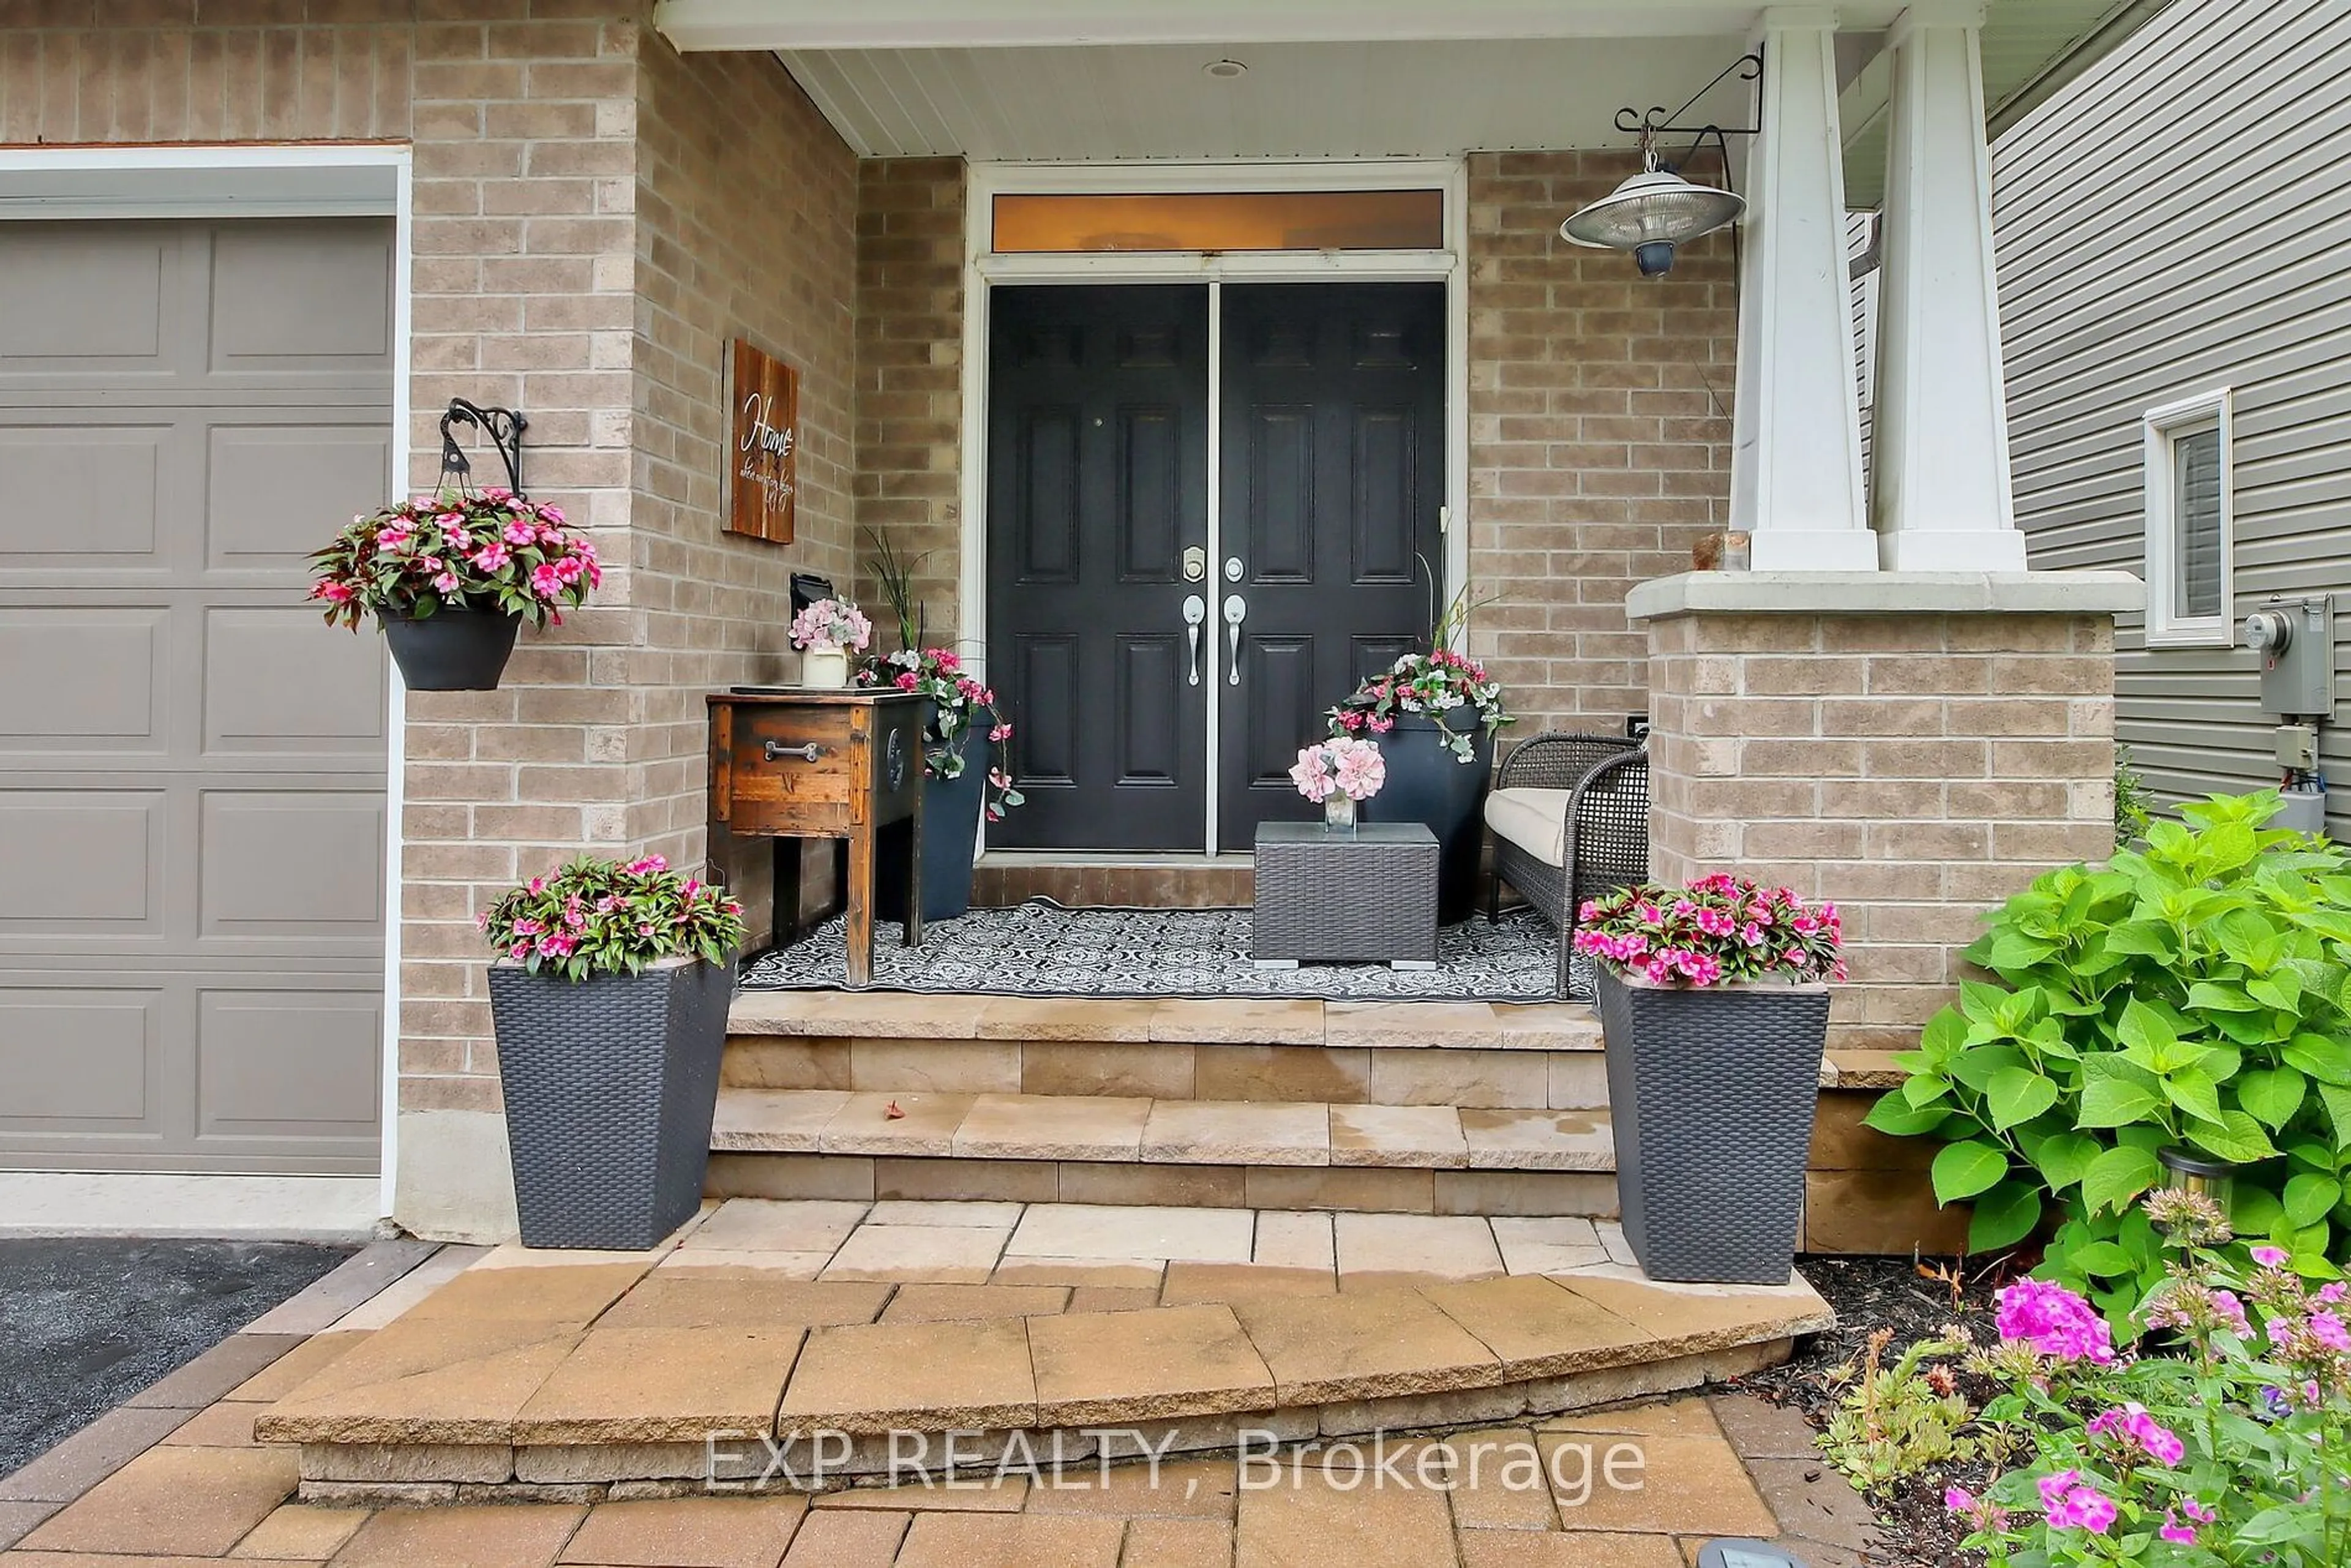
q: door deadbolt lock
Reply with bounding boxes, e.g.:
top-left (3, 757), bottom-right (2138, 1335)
top-left (1224, 556), bottom-right (1244, 582)
top-left (1182, 546), bottom-right (1206, 582)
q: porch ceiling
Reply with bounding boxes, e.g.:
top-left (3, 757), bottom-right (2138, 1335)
top-left (653, 0), bottom-right (2173, 192)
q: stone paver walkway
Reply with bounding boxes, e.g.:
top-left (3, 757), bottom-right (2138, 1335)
top-left (3, 1387), bottom-right (1875, 1567)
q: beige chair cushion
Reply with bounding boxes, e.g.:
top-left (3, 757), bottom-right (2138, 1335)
top-left (1483, 786), bottom-right (1574, 868)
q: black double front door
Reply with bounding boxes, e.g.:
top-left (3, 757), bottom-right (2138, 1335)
top-left (988, 281), bottom-right (1445, 853)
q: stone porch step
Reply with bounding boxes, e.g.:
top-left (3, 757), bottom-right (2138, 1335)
top-left (257, 1199), bottom-right (1835, 1501)
top-left (707, 1089), bottom-right (1619, 1216)
top-left (725, 993), bottom-right (1608, 1114)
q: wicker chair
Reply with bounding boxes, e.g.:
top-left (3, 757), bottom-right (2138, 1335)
top-left (1483, 733), bottom-right (1651, 997)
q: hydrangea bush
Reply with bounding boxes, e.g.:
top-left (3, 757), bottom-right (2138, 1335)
top-left (309, 489), bottom-right (600, 628)
top-left (1870, 792), bottom-right (2351, 1311)
top-left (1289, 738), bottom-right (1386, 804)
top-left (481, 855), bottom-right (746, 983)
top-left (1572, 873), bottom-right (1845, 989)
top-left (1948, 1191), bottom-right (2350, 1566)
top-left (857, 647), bottom-right (1024, 822)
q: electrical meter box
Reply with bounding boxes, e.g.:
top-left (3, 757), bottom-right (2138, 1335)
top-left (2242, 595), bottom-right (2336, 719)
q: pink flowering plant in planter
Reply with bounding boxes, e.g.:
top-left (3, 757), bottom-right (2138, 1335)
top-left (308, 488), bottom-right (599, 628)
top-left (857, 647), bottom-right (1024, 822)
top-left (479, 855), bottom-right (746, 982)
top-left (1572, 872), bottom-right (1846, 988)
top-left (1949, 1189), bottom-right (2350, 1566)
top-left (1327, 647), bottom-right (1508, 762)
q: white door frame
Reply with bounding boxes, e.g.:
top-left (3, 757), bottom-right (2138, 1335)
top-left (959, 159), bottom-right (1469, 855)
top-left (0, 143), bottom-right (411, 1231)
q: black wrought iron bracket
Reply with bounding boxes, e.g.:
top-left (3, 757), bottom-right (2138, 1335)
top-left (1613, 50), bottom-right (1765, 144)
top-left (438, 397), bottom-right (528, 498)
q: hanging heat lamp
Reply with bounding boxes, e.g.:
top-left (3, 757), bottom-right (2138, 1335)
top-left (1562, 52), bottom-right (1760, 278)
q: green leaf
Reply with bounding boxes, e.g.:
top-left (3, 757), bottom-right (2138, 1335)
top-left (2284, 1172), bottom-right (2343, 1228)
top-left (1932, 1141), bottom-right (2012, 1206)
top-left (1967, 1182), bottom-right (2043, 1253)
top-left (2248, 972), bottom-right (2303, 1012)
top-left (2161, 1068), bottom-right (2228, 1127)
top-left (2186, 980), bottom-right (2261, 1013)
top-left (2183, 1109), bottom-right (2279, 1165)
top-left (1902, 1075), bottom-right (1953, 1109)
top-left (2284, 1033), bottom-right (2351, 1086)
top-left (1917, 1007), bottom-right (1968, 1062)
top-left (1982, 931), bottom-right (2059, 970)
top-left (2237, 1066), bottom-right (2308, 1130)
top-left (1862, 1092), bottom-right (1950, 1138)
top-left (2080, 1144), bottom-right (2163, 1215)
top-left (2116, 999), bottom-right (2181, 1063)
top-left (1987, 1066), bottom-right (2060, 1133)
top-left (2317, 1082), bottom-right (2351, 1152)
top-left (2069, 1239), bottom-right (2135, 1277)
top-left (2104, 921), bottom-right (2180, 961)
top-left (2078, 1076), bottom-right (2164, 1128)
top-left (1951, 1044), bottom-right (2027, 1093)
top-left (2030, 1131), bottom-right (2102, 1191)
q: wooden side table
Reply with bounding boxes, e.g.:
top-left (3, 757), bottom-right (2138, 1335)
top-left (706, 689), bottom-right (925, 986)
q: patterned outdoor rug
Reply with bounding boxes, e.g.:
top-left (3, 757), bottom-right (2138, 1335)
top-left (738, 897), bottom-right (1568, 1002)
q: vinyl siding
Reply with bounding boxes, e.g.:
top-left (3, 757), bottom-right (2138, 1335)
top-left (1995, 0), bottom-right (2351, 835)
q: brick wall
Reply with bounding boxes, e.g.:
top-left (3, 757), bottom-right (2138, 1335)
top-left (1466, 151), bottom-right (1736, 738)
top-left (0, 0), bottom-right (416, 140)
top-left (1641, 607), bottom-right (2118, 1048)
top-left (626, 29), bottom-right (859, 928)
top-left (851, 157), bottom-right (967, 651)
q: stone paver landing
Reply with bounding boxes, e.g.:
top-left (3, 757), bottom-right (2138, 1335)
top-left (252, 1201), bottom-right (1834, 1503)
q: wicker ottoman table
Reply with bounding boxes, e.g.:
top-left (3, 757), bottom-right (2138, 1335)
top-left (1251, 821), bottom-right (1440, 969)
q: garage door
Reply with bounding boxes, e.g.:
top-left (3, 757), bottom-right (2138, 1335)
top-left (0, 218), bottom-right (393, 1175)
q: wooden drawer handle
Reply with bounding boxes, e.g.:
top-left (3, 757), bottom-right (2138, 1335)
top-left (763, 740), bottom-right (827, 763)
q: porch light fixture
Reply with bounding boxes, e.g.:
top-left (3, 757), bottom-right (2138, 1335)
top-left (1562, 51), bottom-right (1760, 278)
top-left (1204, 58), bottom-right (1248, 78)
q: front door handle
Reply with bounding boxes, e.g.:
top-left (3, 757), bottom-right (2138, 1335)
top-left (1223, 595), bottom-right (1246, 686)
top-left (1182, 595), bottom-right (1206, 686)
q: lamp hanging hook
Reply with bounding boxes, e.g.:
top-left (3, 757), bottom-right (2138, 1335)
top-left (437, 397), bottom-right (528, 498)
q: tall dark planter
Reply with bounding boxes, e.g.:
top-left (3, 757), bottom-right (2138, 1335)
top-left (381, 609), bottom-right (521, 691)
top-left (1363, 706), bottom-right (1494, 924)
top-left (488, 959), bottom-right (732, 1250)
top-left (1597, 967), bottom-right (1829, 1284)
top-left (878, 722), bottom-right (984, 926)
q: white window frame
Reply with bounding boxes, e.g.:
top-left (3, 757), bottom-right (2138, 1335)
top-left (2142, 387), bottom-right (2234, 648)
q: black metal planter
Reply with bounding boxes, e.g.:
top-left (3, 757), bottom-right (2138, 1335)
top-left (1596, 967), bottom-right (1829, 1284)
top-left (878, 723), bottom-right (984, 926)
top-left (1363, 705), bottom-right (1494, 924)
top-left (488, 959), bottom-right (733, 1250)
top-left (381, 609), bottom-right (522, 691)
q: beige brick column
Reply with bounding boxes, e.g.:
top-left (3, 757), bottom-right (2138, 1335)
top-left (1629, 571), bottom-right (2142, 1048)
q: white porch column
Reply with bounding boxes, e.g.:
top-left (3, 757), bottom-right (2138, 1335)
top-left (1871, 2), bottom-right (2026, 571)
top-left (1731, 7), bottom-right (1875, 571)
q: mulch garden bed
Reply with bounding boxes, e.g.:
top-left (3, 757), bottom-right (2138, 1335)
top-left (1728, 1253), bottom-right (2022, 1568)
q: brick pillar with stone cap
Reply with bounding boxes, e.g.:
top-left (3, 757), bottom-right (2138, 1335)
top-left (1630, 570), bottom-right (2143, 1050)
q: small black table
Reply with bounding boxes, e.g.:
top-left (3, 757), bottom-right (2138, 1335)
top-left (1251, 820), bottom-right (1440, 969)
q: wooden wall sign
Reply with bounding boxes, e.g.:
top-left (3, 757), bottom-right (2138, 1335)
top-left (729, 338), bottom-right (797, 543)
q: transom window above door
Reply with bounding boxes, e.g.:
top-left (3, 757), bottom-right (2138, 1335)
top-left (991, 189), bottom-right (1445, 254)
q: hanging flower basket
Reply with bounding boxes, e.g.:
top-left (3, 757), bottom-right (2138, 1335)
top-left (309, 489), bottom-right (601, 691)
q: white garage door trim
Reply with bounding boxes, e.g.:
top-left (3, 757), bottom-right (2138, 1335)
top-left (0, 144), bottom-right (410, 1236)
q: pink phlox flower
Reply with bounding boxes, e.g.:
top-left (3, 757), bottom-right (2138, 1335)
top-left (2087, 1403), bottom-right (2184, 1467)
top-left (1998, 1279), bottom-right (2117, 1365)
top-left (2038, 1472), bottom-right (2117, 1534)
top-left (2252, 1245), bottom-right (2292, 1269)
top-left (2319, 1282), bottom-right (2347, 1305)
top-left (2308, 1309), bottom-right (2350, 1352)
